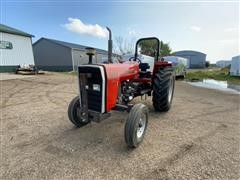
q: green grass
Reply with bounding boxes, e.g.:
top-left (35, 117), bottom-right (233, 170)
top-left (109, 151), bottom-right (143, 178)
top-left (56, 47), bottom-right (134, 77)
top-left (185, 68), bottom-right (240, 85)
top-left (58, 68), bottom-right (240, 85)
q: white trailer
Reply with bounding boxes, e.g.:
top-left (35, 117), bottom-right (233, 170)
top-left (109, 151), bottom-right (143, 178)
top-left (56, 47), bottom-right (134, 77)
top-left (162, 56), bottom-right (188, 77)
top-left (230, 55), bottom-right (240, 76)
top-left (216, 60), bottom-right (231, 68)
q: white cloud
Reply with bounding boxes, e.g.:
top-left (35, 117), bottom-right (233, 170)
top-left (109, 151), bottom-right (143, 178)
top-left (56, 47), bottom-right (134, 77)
top-left (64, 18), bottom-right (108, 38)
top-left (127, 26), bottom-right (140, 37)
top-left (217, 38), bottom-right (237, 45)
top-left (190, 25), bottom-right (201, 32)
top-left (128, 29), bottom-right (136, 36)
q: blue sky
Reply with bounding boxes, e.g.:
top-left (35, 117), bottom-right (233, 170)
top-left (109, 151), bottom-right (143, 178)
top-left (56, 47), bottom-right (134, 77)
top-left (1, 1), bottom-right (239, 62)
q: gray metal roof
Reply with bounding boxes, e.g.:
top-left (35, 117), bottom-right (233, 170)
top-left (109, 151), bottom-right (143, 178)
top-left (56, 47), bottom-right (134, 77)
top-left (174, 50), bottom-right (206, 56)
top-left (0, 23), bottom-right (34, 37)
top-left (34, 37), bottom-right (108, 54)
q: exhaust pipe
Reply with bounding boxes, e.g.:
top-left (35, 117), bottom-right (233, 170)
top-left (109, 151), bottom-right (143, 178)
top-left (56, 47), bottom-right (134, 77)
top-left (106, 27), bottom-right (113, 63)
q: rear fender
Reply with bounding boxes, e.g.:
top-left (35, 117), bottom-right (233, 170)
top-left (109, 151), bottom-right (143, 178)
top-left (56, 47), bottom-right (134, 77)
top-left (153, 61), bottom-right (172, 77)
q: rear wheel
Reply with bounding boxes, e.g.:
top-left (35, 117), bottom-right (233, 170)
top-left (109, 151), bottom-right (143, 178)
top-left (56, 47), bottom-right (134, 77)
top-left (124, 103), bottom-right (149, 148)
top-left (152, 67), bottom-right (175, 112)
top-left (68, 96), bottom-right (89, 128)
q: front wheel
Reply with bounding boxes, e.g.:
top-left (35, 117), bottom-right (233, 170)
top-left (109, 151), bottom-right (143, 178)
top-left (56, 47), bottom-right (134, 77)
top-left (68, 96), bottom-right (89, 128)
top-left (124, 103), bottom-right (149, 148)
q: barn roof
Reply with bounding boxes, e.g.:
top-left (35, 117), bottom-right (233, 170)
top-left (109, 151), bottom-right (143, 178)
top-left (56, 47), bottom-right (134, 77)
top-left (174, 50), bottom-right (206, 56)
top-left (0, 24), bottom-right (34, 37)
top-left (34, 38), bottom-right (108, 54)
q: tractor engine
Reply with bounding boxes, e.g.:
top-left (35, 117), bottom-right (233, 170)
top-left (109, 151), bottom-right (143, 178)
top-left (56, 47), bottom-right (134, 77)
top-left (118, 80), bottom-right (137, 104)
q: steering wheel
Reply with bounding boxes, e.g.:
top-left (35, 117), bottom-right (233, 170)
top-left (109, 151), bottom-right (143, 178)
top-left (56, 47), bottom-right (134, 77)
top-left (129, 57), bottom-right (141, 63)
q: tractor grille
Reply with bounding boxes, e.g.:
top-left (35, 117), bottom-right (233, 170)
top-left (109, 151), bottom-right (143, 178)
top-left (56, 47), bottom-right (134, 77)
top-left (78, 66), bottom-right (105, 113)
top-left (87, 90), bottom-right (102, 112)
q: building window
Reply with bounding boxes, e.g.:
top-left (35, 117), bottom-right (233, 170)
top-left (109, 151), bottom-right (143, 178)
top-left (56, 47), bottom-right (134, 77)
top-left (0, 41), bottom-right (13, 49)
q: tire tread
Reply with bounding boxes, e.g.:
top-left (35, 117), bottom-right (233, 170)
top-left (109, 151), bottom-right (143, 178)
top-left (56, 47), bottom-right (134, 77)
top-left (152, 67), bottom-right (175, 112)
top-left (124, 103), bottom-right (148, 148)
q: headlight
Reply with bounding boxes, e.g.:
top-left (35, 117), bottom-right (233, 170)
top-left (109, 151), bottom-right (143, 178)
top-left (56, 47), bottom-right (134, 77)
top-left (93, 84), bottom-right (100, 91)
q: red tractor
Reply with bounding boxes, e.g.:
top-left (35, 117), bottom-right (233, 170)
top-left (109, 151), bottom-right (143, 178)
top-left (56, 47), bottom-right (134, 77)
top-left (68, 28), bottom-right (175, 148)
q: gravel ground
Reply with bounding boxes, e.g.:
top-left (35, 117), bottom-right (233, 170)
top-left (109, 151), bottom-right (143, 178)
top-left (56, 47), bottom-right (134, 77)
top-left (1, 73), bottom-right (239, 179)
top-left (0, 73), bottom-right (36, 81)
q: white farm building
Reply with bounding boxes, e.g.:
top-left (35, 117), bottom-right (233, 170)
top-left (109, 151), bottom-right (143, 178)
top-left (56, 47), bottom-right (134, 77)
top-left (216, 60), bottom-right (231, 68)
top-left (0, 24), bottom-right (34, 72)
top-left (230, 55), bottom-right (240, 76)
top-left (174, 50), bottom-right (206, 69)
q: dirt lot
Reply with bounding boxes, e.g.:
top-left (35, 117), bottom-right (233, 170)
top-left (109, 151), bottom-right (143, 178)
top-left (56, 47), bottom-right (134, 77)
top-left (0, 73), bottom-right (36, 81)
top-left (1, 73), bottom-right (239, 179)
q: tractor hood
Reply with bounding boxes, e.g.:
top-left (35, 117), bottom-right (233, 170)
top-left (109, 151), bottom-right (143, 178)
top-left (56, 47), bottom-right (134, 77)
top-left (102, 62), bottom-right (139, 81)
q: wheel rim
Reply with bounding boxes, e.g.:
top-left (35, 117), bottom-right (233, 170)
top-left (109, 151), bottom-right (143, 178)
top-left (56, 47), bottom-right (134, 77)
top-left (168, 76), bottom-right (173, 103)
top-left (75, 101), bottom-right (87, 123)
top-left (136, 114), bottom-right (146, 139)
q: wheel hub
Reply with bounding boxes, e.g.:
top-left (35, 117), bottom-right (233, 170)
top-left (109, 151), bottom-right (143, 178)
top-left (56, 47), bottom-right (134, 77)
top-left (137, 115), bottom-right (146, 139)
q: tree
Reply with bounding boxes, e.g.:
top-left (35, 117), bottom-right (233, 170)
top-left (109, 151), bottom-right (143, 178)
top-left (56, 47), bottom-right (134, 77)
top-left (138, 40), bottom-right (172, 58)
top-left (113, 36), bottom-right (172, 59)
top-left (113, 36), bottom-right (134, 56)
top-left (205, 61), bottom-right (210, 68)
top-left (138, 39), bottom-right (158, 57)
top-left (160, 41), bottom-right (172, 57)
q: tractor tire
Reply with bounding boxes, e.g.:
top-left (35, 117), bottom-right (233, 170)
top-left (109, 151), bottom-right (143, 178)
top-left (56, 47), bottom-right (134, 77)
top-left (152, 67), bottom-right (175, 112)
top-left (124, 103), bottom-right (149, 148)
top-left (68, 96), bottom-right (89, 128)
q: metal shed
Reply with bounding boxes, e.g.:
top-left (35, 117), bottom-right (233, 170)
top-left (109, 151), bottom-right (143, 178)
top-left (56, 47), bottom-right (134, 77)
top-left (230, 55), bottom-right (240, 76)
top-left (33, 38), bottom-right (109, 71)
top-left (0, 24), bottom-right (35, 72)
top-left (216, 60), bottom-right (231, 68)
top-left (174, 50), bottom-right (206, 69)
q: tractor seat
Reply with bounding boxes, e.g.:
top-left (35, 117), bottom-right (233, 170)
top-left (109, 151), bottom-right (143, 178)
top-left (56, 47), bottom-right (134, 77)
top-left (139, 63), bottom-right (150, 72)
top-left (139, 63), bottom-right (151, 78)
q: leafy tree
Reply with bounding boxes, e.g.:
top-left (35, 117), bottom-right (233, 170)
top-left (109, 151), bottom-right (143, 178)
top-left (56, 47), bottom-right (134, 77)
top-left (113, 36), bottom-right (172, 59)
top-left (138, 40), bottom-right (172, 58)
top-left (138, 40), bottom-right (158, 57)
top-left (205, 61), bottom-right (210, 68)
top-left (160, 41), bottom-right (172, 57)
